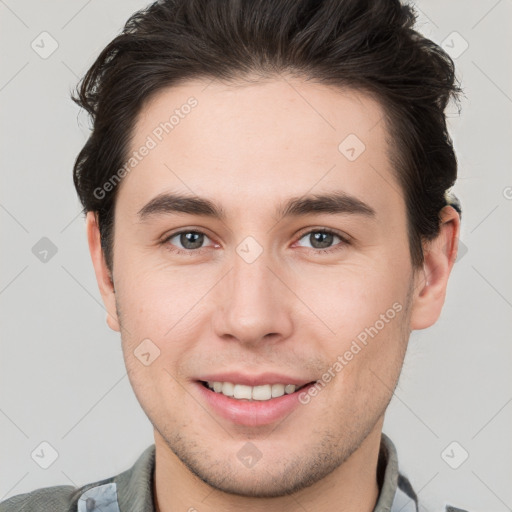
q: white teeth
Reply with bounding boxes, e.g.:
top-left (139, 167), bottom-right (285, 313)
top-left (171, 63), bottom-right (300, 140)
top-left (233, 384), bottom-right (252, 399)
top-left (271, 383), bottom-right (285, 398)
top-left (252, 385), bottom-right (272, 401)
top-left (284, 384), bottom-right (296, 394)
top-left (221, 382), bottom-right (234, 397)
top-left (205, 381), bottom-right (300, 401)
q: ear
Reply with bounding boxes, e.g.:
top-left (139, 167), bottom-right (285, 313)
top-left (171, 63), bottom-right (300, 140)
top-left (410, 205), bottom-right (461, 331)
top-left (85, 211), bottom-right (120, 332)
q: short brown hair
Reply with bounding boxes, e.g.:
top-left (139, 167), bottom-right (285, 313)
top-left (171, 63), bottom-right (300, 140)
top-left (72, 0), bottom-right (462, 272)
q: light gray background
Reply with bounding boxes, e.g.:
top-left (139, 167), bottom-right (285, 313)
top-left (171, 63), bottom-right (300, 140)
top-left (1, 1), bottom-right (511, 510)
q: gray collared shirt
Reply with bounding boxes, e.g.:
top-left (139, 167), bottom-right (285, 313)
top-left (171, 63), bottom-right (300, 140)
top-left (0, 434), bottom-right (466, 512)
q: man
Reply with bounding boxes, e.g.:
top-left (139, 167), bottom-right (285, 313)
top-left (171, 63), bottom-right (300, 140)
top-left (1, 0), bottom-right (467, 511)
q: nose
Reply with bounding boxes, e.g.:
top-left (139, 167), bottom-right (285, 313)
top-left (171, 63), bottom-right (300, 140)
top-left (212, 246), bottom-right (294, 346)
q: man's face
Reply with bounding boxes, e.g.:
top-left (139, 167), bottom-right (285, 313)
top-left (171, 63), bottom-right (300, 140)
top-left (90, 77), bottom-right (426, 496)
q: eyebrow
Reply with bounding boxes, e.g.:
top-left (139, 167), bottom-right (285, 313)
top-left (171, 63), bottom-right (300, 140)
top-left (137, 191), bottom-right (376, 222)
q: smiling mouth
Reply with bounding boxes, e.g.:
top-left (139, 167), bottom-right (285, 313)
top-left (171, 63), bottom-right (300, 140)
top-left (198, 380), bottom-right (315, 401)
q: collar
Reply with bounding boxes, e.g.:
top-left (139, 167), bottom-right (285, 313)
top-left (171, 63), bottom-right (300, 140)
top-left (76, 433), bottom-right (417, 512)
top-left (377, 433), bottom-right (418, 512)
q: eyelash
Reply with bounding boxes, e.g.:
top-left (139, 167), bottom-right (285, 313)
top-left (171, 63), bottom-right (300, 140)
top-left (161, 228), bottom-right (351, 256)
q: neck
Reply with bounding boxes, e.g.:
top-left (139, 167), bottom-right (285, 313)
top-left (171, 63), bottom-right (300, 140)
top-left (153, 424), bottom-right (383, 512)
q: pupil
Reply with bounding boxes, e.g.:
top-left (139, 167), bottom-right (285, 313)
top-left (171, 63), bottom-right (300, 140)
top-left (181, 232), bottom-right (203, 249)
top-left (311, 232), bottom-right (333, 249)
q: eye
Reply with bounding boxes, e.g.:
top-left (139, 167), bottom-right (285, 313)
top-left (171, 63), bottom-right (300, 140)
top-left (295, 228), bottom-right (350, 254)
top-left (161, 227), bottom-right (350, 256)
top-left (163, 230), bottom-right (216, 255)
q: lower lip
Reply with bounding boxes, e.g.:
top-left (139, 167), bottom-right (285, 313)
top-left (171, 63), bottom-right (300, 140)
top-left (195, 381), bottom-right (316, 427)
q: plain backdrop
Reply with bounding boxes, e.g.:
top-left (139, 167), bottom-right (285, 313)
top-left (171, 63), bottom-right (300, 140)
top-left (1, 1), bottom-right (511, 511)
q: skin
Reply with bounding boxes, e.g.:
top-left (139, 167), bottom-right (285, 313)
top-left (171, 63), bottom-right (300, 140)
top-left (86, 75), bottom-right (460, 512)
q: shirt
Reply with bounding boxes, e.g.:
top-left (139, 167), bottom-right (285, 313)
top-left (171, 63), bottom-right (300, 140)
top-left (0, 434), bottom-right (468, 512)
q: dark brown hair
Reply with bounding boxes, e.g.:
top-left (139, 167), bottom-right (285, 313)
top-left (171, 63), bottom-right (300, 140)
top-left (72, 0), bottom-right (462, 273)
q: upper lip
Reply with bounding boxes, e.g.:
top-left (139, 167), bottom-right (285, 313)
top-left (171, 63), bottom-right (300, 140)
top-left (196, 372), bottom-right (316, 387)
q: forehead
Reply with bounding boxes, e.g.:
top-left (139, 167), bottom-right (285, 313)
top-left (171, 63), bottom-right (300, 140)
top-left (117, 77), bottom-right (403, 227)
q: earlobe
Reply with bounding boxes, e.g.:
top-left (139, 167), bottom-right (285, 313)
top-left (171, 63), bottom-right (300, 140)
top-left (410, 206), bottom-right (461, 331)
top-left (85, 211), bottom-right (121, 332)
top-left (106, 311), bottom-right (120, 332)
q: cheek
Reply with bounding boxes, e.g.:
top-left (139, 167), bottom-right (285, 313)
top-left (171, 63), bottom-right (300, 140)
top-left (292, 260), bottom-right (408, 335)
top-left (292, 262), bottom-right (411, 391)
top-left (114, 263), bottom-right (203, 337)
top-left (114, 268), bottom-right (210, 392)
top-left (119, 308), bottom-right (189, 419)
